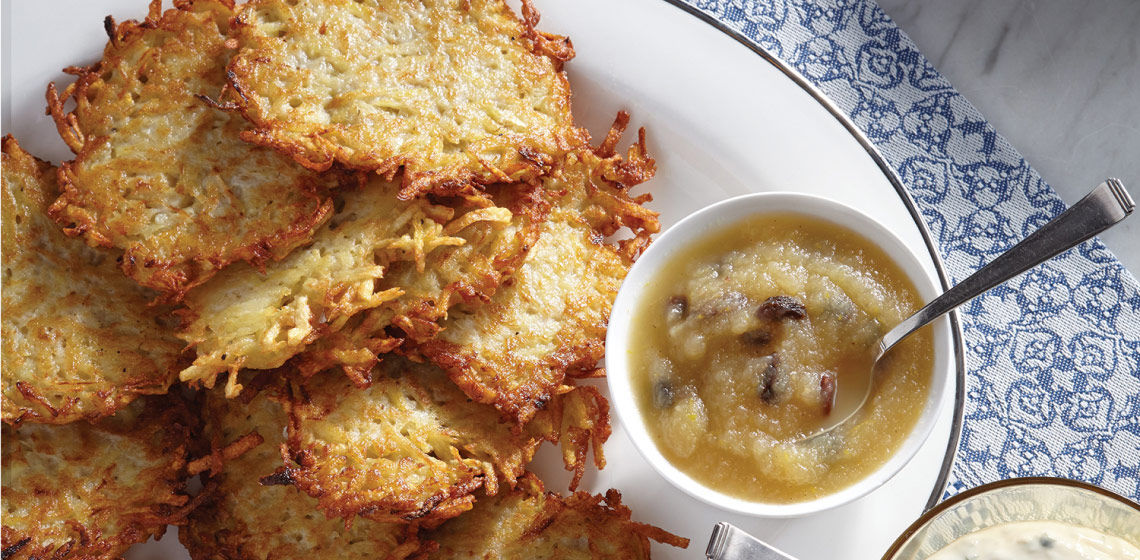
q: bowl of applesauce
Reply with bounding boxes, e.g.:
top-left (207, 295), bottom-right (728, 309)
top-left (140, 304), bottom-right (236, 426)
top-left (883, 477), bottom-right (1140, 560)
top-left (606, 192), bottom-right (953, 517)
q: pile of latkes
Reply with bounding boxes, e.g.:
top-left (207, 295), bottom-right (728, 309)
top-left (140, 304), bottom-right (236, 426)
top-left (0, 0), bottom-right (691, 558)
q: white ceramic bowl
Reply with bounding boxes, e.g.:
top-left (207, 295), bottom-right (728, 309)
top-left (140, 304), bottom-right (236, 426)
top-left (605, 192), bottom-right (953, 517)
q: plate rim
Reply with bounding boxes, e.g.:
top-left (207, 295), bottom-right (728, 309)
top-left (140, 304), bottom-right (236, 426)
top-left (655, 0), bottom-right (968, 511)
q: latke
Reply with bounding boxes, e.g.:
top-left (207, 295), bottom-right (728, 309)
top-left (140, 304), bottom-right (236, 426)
top-left (418, 114), bottom-right (659, 426)
top-left (181, 384), bottom-right (422, 560)
top-left (177, 174), bottom-right (533, 395)
top-left (274, 358), bottom-right (608, 524)
top-left (293, 182), bottom-right (548, 385)
top-left (1, 136), bottom-right (184, 425)
top-left (225, 0), bottom-right (586, 199)
top-left (1, 395), bottom-right (196, 559)
top-left (47, 0), bottom-right (340, 297)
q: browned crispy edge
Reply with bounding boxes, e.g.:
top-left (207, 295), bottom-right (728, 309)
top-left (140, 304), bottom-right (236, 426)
top-left (415, 473), bottom-right (689, 558)
top-left (421, 338), bottom-right (609, 430)
top-left (534, 383), bottom-right (611, 491)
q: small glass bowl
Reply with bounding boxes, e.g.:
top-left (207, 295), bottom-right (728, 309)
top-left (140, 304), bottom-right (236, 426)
top-left (882, 477), bottom-right (1140, 559)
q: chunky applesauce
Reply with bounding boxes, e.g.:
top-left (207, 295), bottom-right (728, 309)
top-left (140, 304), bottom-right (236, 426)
top-left (630, 213), bottom-right (933, 503)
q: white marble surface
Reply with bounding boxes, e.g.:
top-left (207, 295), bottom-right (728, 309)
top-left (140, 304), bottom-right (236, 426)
top-left (878, 0), bottom-right (1140, 275)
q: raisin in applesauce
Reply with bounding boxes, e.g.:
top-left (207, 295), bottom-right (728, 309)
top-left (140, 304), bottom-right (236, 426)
top-left (630, 213), bottom-right (933, 503)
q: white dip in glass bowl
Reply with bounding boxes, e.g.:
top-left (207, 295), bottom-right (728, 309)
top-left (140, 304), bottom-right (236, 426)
top-left (883, 477), bottom-right (1140, 559)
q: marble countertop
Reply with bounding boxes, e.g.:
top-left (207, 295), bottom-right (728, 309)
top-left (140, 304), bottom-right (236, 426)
top-left (878, 0), bottom-right (1140, 275)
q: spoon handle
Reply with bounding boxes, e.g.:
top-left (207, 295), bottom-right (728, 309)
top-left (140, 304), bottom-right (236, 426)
top-left (875, 178), bottom-right (1134, 361)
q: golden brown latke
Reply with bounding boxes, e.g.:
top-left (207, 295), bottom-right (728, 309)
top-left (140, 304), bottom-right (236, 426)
top-left (225, 0), bottom-right (587, 199)
top-left (272, 357), bottom-right (608, 525)
top-left (294, 182), bottom-right (548, 385)
top-left (420, 473), bottom-right (689, 559)
top-left (181, 384), bottom-right (422, 560)
top-left (276, 359), bottom-right (535, 525)
top-left (177, 173), bottom-right (533, 395)
top-left (47, 0), bottom-right (341, 297)
top-left (1, 395), bottom-right (197, 559)
top-left (1, 136), bottom-right (184, 425)
top-left (417, 114), bottom-right (659, 425)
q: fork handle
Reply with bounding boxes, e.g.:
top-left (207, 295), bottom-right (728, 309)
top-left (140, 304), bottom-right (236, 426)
top-left (875, 178), bottom-right (1134, 361)
top-left (707, 523), bottom-right (799, 560)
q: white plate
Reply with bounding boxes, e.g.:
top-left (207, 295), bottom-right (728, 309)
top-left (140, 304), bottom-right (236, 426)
top-left (1, 1), bottom-right (963, 558)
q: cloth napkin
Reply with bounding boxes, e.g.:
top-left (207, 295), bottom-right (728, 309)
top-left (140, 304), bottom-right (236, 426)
top-left (674, 0), bottom-right (1140, 502)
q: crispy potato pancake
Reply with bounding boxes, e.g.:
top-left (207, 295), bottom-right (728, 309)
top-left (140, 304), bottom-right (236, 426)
top-left (294, 183), bottom-right (547, 384)
top-left (182, 385), bottom-right (422, 560)
top-left (420, 474), bottom-right (688, 559)
top-left (418, 115), bottom-right (659, 425)
top-left (177, 174), bottom-right (536, 395)
top-left (1, 136), bottom-right (184, 425)
top-left (278, 359), bottom-right (536, 525)
top-left (418, 209), bottom-right (624, 427)
top-left (47, 0), bottom-right (340, 297)
top-left (274, 357), bottom-right (608, 524)
top-left (226, 0), bottom-right (587, 199)
top-left (1, 395), bottom-right (196, 559)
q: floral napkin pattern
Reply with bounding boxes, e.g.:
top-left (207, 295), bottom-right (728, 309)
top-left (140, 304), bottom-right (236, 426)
top-left (674, 0), bottom-right (1140, 501)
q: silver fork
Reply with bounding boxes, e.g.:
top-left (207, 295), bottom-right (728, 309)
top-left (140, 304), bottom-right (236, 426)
top-left (707, 522), bottom-right (799, 560)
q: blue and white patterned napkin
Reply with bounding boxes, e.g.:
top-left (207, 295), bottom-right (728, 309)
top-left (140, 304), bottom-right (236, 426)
top-left (674, 0), bottom-right (1140, 501)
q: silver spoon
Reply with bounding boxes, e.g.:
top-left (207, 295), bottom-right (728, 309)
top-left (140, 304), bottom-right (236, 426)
top-left (802, 178), bottom-right (1134, 442)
